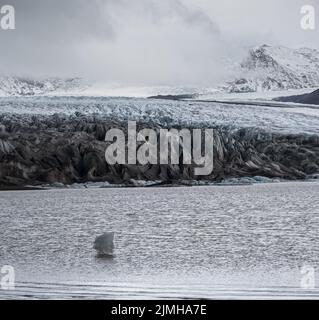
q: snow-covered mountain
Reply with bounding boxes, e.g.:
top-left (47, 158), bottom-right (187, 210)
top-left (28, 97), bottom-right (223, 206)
top-left (226, 45), bottom-right (319, 93)
top-left (1, 45), bottom-right (319, 97)
top-left (0, 77), bottom-right (87, 97)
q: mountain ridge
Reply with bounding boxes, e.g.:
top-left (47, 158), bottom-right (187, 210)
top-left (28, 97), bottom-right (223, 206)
top-left (0, 76), bottom-right (87, 97)
top-left (225, 44), bottom-right (319, 93)
top-left (1, 45), bottom-right (319, 97)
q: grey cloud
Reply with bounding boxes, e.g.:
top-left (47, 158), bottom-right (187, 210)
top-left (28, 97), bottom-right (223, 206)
top-left (171, 0), bottom-right (220, 35)
top-left (0, 0), bottom-right (318, 85)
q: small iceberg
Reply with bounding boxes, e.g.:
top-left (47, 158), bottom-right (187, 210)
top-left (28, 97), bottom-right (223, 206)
top-left (93, 232), bottom-right (115, 257)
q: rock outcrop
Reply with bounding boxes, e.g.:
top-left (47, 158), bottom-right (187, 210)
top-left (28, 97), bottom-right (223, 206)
top-left (275, 88), bottom-right (319, 105)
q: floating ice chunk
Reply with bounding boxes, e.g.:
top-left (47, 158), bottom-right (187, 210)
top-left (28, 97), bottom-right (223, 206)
top-left (93, 232), bottom-right (114, 256)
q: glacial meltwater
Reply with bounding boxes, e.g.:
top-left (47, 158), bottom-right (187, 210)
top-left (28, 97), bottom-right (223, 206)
top-left (0, 182), bottom-right (319, 299)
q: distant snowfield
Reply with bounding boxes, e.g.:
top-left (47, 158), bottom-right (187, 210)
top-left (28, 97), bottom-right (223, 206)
top-left (48, 84), bottom-right (316, 100)
top-left (62, 83), bottom-right (212, 98)
top-left (0, 95), bottom-right (318, 135)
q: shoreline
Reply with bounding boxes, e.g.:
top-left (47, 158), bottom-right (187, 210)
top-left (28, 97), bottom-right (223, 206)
top-left (1, 177), bottom-right (318, 192)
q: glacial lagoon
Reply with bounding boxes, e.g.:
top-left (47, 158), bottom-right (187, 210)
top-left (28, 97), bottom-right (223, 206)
top-left (0, 182), bottom-right (319, 299)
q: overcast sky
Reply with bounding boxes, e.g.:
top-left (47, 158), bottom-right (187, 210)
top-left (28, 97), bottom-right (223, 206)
top-left (0, 0), bottom-right (318, 85)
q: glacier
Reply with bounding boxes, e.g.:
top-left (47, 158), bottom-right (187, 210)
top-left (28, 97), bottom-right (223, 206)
top-left (0, 44), bottom-right (319, 188)
top-left (0, 96), bottom-right (318, 135)
top-left (0, 96), bottom-right (318, 187)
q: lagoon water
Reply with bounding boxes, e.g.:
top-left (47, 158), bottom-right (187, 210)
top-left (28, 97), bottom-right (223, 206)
top-left (0, 182), bottom-right (319, 299)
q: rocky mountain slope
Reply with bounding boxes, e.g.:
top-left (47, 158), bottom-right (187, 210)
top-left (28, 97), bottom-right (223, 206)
top-left (275, 88), bottom-right (319, 105)
top-left (225, 45), bottom-right (319, 93)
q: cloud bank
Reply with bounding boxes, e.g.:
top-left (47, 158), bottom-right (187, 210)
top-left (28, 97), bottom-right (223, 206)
top-left (0, 0), bottom-right (318, 86)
